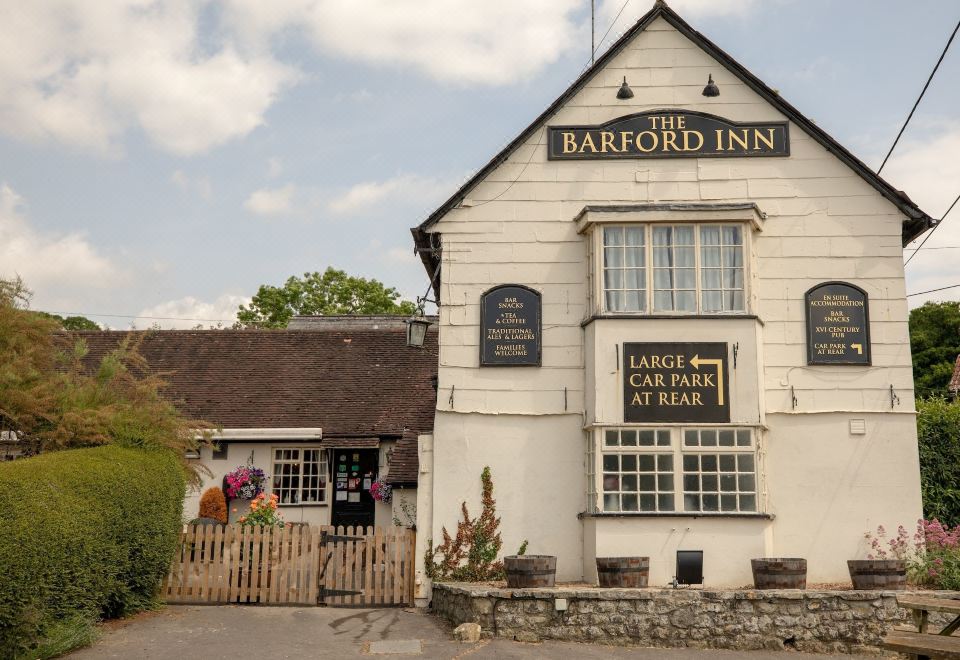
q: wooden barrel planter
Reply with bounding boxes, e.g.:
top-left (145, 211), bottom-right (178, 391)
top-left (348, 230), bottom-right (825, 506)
top-left (504, 555), bottom-right (557, 588)
top-left (751, 558), bottom-right (807, 589)
top-left (848, 559), bottom-right (907, 590)
top-left (596, 556), bottom-right (649, 588)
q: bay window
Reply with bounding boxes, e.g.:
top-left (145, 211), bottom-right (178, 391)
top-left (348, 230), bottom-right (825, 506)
top-left (600, 224), bottom-right (746, 314)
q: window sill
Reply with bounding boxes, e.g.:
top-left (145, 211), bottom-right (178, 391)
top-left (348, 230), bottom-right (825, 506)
top-left (277, 503), bottom-right (328, 508)
top-left (581, 314), bottom-right (763, 327)
top-left (578, 511), bottom-right (774, 520)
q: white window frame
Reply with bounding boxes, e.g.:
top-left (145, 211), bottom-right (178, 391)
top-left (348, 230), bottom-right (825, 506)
top-left (594, 427), bottom-right (761, 515)
top-left (598, 223), bottom-right (748, 316)
top-left (271, 446), bottom-right (328, 506)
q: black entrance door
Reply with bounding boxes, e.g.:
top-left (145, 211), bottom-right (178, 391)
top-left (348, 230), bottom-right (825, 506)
top-left (331, 449), bottom-right (378, 528)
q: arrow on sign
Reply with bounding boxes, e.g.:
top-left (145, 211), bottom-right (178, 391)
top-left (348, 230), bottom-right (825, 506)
top-left (689, 354), bottom-right (724, 405)
top-left (851, 343), bottom-right (863, 355)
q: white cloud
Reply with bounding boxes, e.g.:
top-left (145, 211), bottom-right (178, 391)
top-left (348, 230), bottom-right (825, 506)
top-left (0, 183), bottom-right (118, 306)
top-left (244, 184), bottom-right (296, 216)
top-left (328, 174), bottom-right (450, 215)
top-left (0, 1), bottom-right (298, 155)
top-left (171, 170), bottom-right (212, 200)
top-left (134, 293), bottom-right (251, 329)
top-left (882, 123), bottom-right (960, 307)
top-left (224, 0), bottom-right (583, 85)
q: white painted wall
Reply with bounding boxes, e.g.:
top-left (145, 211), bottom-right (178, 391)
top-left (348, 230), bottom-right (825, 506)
top-left (425, 15), bottom-right (922, 587)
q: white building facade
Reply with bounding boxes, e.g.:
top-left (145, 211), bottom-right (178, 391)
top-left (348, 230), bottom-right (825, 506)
top-left (411, 2), bottom-right (933, 588)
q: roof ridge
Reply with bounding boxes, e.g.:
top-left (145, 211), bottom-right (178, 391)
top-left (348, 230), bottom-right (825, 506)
top-left (410, 0), bottom-right (934, 265)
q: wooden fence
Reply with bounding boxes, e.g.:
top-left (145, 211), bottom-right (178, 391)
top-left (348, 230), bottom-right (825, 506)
top-left (162, 523), bottom-right (416, 606)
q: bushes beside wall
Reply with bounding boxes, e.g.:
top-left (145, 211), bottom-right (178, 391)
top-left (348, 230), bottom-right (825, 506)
top-left (0, 445), bottom-right (186, 657)
top-left (917, 397), bottom-right (960, 527)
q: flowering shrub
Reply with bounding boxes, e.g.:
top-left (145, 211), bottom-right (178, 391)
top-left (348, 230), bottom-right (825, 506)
top-left (238, 493), bottom-right (284, 528)
top-left (864, 524), bottom-right (911, 560)
top-left (911, 518), bottom-right (960, 589)
top-left (224, 465), bottom-right (266, 499)
top-left (370, 478), bottom-right (392, 503)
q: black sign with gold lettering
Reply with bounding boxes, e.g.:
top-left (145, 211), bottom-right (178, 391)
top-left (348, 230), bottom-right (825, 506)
top-left (548, 110), bottom-right (789, 160)
top-left (805, 282), bottom-right (871, 365)
top-left (623, 342), bottom-right (730, 423)
top-left (480, 285), bottom-right (541, 366)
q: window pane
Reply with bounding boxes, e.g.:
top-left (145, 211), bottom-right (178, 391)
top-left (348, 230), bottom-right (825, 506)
top-left (624, 268), bottom-right (644, 288)
top-left (701, 454), bottom-right (718, 472)
top-left (624, 248), bottom-right (645, 267)
top-left (638, 455), bottom-right (655, 471)
top-left (639, 494), bottom-right (656, 511)
top-left (624, 291), bottom-right (643, 312)
top-left (676, 268), bottom-right (696, 289)
top-left (625, 226), bottom-right (645, 246)
top-left (675, 248), bottom-right (695, 268)
top-left (702, 268), bottom-right (721, 288)
top-left (654, 291), bottom-right (674, 311)
top-left (604, 269), bottom-right (623, 289)
top-left (605, 291), bottom-right (623, 311)
top-left (638, 430), bottom-right (655, 446)
top-left (701, 290), bottom-right (722, 312)
top-left (674, 226), bottom-right (694, 244)
top-left (722, 225), bottom-right (742, 245)
top-left (657, 454), bottom-right (673, 471)
top-left (720, 474), bottom-right (737, 491)
top-left (737, 430), bottom-right (751, 446)
top-left (622, 474), bottom-right (638, 491)
top-left (701, 474), bottom-right (718, 491)
top-left (726, 291), bottom-right (745, 311)
top-left (604, 494), bottom-right (620, 511)
top-left (719, 430), bottom-right (735, 446)
top-left (603, 455), bottom-right (619, 471)
top-left (639, 474), bottom-right (656, 491)
top-left (604, 226), bottom-right (623, 246)
top-left (740, 494), bottom-right (757, 512)
top-left (622, 494), bottom-right (639, 511)
top-left (658, 474), bottom-right (674, 491)
top-left (653, 226), bottom-right (672, 246)
top-left (657, 430), bottom-right (671, 446)
top-left (701, 247), bottom-right (721, 267)
top-left (684, 494), bottom-right (701, 511)
top-left (658, 494), bottom-right (675, 511)
top-left (703, 494), bottom-right (719, 511)
top-left (720, 494), bottom-right (738, 511)
top-left (603, 474), bottom-right (619, 491)
top-left (683, 474), bottom-right (699, 491)
top-left (653, 269), bottom-right (673, 288)
top-left (700, 225), bottom-right (721, 245)
top-left (719, 454), bottom-right (736, 471)
top-left (683, 454), bottom-right (698, 471)
top-left (701, 429), bottom-right (716, 446)
top-left (738, 454), bottom-right (755, 472)
top-left (684, 430), bottom-right (698, 446)
top-left (676, 291), bottom-right (696, 312)
top-left (620, 454), bottom-right (637, 471)
top-left (620, 430), bottom-right (637, 446)
top-left (723, 268), bottom-right (743, 289)
top-left (739, 474), bottom-right (756, 492)
top-left (723, 246), bottom-right (743, 267)
top-left (653, 248), bottom-right (672, 267)
top-left (605, 430), bottom-right (619, 446)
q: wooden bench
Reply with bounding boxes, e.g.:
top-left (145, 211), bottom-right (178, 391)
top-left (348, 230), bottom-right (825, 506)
top-left (882, 596), bottom-right (960, 659)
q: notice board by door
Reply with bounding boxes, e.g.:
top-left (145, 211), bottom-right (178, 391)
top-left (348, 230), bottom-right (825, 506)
top-left (331, 448), bottom-right (378, 529)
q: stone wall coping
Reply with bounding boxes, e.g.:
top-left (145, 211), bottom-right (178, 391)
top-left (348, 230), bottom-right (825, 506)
top-left (434, 582), bottom-right (960, 602)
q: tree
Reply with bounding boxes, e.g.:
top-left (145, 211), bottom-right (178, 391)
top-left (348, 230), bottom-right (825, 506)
top-left (909, 301), bottom-right (960, 398)
top-left (34, 311), bottom-right (101, 330)
top-left (235, 267), bottom-right (417, 328)
top-left (0, 277), bottom-right (211, 486)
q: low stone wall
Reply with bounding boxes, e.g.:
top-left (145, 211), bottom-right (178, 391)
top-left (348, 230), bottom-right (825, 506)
top-left (433, 583), bottom-right (959, 654)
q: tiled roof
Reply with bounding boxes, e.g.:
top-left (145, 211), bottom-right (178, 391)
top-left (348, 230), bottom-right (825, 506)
top-left (950, 355), bottom-right (960, 393)
top-left (320, 437), bottom-right (380, 449)
top-left (73, 328), bottom-right (438, 437)
top-left (385, 430), bottom-right (419, 486)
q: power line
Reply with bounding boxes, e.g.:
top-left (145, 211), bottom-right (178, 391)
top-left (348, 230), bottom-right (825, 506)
top-left (904, 191), bottom-right (960, 266)
top-left (877, 16), bottom-right (960, 175)
top-left (907, 283), bottom-right (960, 298)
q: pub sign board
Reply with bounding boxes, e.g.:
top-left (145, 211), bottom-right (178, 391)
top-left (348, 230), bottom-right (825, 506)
top-left (805, 282), bottom-right (871, 365)
top-left (548, 109), bottom-right (789, 160)
top-left (623, 342), bottom-right (730, 423)
top-left (480, 284), bottom-right (541, 366)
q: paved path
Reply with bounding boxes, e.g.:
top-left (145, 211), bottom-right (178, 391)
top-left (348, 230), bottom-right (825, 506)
top-left (68, 605), bottom-right (859, 659)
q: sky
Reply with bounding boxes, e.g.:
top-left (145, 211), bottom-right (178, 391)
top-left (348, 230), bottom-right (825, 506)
top-left (0, 0), bottom-right (958, 329)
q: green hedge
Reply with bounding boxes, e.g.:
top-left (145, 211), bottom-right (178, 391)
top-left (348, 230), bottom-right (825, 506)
top-left (0, 446), bottom-right (185, 657)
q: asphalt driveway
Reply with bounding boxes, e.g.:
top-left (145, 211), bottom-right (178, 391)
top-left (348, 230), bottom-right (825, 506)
top-left (67, 605), bottom-right (861, 659)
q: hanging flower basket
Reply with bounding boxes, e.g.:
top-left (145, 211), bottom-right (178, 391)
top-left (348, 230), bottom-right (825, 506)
top-left (370, 478), bottom-right (392, 503)
top-left (224, 465), bottom-right (266, 500)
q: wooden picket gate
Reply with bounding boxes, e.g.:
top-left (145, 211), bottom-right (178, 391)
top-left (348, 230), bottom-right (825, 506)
top-left (162, 524), bottom-right (416, 607)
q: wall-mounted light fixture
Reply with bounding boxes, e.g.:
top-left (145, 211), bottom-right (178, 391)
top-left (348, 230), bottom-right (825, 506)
top-left (405, 316), bottom-right (431, 348)
top-left (702, 74), bottom-right (720, 97)
top-left (616, 76), bottom-right (634, 99)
